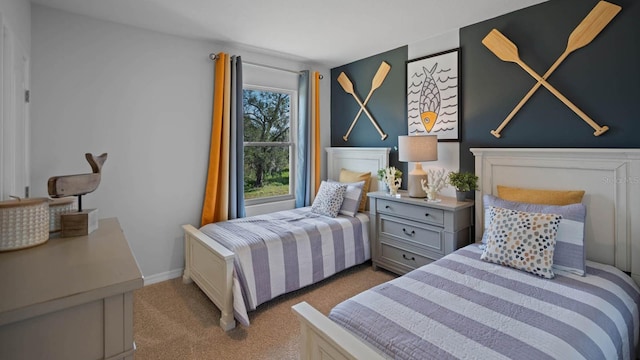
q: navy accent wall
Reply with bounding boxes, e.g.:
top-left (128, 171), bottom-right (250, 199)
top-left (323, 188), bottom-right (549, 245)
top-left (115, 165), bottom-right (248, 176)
top-left (331, 46), bottom-right (409, 182)
top-left (460, 0), bottom-right (640, 172)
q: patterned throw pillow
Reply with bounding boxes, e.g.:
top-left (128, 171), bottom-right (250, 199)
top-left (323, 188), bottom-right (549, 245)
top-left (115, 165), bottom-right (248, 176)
top-left (311, 181), bottom-right (348, 218)
top-left (329, 180), bottom-right (365, 217)
top-left (481, 206), bottom-right (562, 279)
top-left (482, 194), bottom-right (587, 276)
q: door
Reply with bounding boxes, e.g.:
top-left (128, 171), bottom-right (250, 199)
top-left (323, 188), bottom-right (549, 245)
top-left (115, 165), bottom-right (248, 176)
top-left (0, 14), bottom-right (30, 200)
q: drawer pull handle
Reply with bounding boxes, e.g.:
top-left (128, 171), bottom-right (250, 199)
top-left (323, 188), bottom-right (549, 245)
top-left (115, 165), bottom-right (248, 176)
top-left (424, 213), bottom-right (430, 217)
top-left (402, 254), bottom-right (416, 261)
top-left (385, 205), bottom-right (391, 209)
top-left (402, 228), bottom-right (415, 236)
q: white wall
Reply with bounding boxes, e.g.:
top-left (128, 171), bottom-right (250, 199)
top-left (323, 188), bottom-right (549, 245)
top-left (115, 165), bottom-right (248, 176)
top-left (31, 5), bottom-right (330, 283)
top-left (407, 30), bottom-right (460, 198)
top-left (0, 0), bottom-right (29, 55)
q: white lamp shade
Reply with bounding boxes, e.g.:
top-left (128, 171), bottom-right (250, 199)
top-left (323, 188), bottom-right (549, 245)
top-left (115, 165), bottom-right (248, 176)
top-left (398, 135), bottom-right (438, 198)
top-left (398, 135), bottom-right (438, 162)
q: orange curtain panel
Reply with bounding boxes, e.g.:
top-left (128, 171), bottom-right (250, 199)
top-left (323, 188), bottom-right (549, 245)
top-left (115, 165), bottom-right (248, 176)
top-left (201, 53), bottom-right (229, 226)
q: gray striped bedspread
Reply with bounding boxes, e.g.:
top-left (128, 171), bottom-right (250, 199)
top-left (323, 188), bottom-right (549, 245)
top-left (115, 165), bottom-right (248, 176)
top-left (329, 244), bottom-right (640, 360)
top-left (200, 207), bottom-right (370, 326)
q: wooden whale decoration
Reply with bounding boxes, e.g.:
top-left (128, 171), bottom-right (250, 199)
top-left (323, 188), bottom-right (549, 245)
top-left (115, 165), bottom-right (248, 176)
top-left (48, 153), bottom-right (107, 209)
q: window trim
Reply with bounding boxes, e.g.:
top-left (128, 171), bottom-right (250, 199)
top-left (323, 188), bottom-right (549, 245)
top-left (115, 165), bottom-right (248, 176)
top-left (242, 84), bottom-right (297, 206)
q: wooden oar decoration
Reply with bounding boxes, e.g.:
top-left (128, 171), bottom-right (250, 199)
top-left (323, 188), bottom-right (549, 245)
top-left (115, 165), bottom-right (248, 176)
top-left (48, 153), bottom-right (107, 211)
top-left (483, 1), bottom-right (621, 138)
top-left (338, 62), bottom-right (390, 141)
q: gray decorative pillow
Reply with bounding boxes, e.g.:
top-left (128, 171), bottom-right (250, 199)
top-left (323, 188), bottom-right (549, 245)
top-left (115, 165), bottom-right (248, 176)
top-left (483, 194), bottom-right (587, 276)
top-left (481, 206), bottom-right (562, 279)
top-left (329, 180), bottom-right (364, 217)
top-left (311, 181), bottom-right (347, 218)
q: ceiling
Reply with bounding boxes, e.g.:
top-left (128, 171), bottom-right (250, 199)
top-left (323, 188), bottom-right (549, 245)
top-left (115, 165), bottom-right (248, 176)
top-left (31, 0), bottom-right (548, 68)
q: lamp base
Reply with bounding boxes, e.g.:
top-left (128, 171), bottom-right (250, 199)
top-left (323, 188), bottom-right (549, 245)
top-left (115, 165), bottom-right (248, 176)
top-left (407, 173), bottom-right (427, 198)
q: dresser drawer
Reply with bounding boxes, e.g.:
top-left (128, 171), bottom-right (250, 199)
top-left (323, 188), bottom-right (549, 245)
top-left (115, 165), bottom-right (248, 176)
top-left (379, 216), bottom-right (443, 253)
top-left (376, 198), bottom-right (444, 226)
top-left (380, 243), bottom-right (432, 270)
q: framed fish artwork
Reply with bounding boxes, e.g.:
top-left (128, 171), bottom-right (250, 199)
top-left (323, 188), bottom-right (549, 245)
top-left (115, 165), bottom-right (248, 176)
top-left (407, 48), bottom-right (460, 141)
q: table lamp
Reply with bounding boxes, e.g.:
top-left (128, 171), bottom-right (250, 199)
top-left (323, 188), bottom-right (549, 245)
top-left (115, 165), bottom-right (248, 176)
top-left (398, 135), bottom-right (438, 198)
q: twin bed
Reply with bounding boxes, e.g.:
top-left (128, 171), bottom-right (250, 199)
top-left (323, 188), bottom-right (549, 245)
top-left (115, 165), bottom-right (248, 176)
top-left (183, 147), bottom-right (640, 359)
top-left (293, 148), bottom-right (640, 360)
top-left (182, 147), bottom-right (389, 330)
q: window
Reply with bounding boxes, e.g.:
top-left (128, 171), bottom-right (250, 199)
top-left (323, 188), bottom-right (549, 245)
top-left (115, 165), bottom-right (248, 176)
top-left (243, 86), bottom-right (296, 204)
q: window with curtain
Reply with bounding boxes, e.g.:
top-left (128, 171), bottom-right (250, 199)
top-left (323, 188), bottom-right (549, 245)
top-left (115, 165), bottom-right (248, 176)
top-left (242, 85), bottom-right (297, 204)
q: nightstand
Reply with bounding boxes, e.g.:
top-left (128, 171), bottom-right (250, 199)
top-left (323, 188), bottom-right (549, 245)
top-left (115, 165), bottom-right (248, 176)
top-left (368, 191), bottom-right (474, 275)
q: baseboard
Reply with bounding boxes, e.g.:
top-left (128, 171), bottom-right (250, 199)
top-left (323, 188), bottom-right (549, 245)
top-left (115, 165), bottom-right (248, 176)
top-left (143, 268), bottom-right (183, 286)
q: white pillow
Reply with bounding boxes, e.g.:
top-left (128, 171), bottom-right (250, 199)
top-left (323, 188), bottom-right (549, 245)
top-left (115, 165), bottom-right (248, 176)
top-left (311, 181), bottom-right (347, 218)
top-left (329, 180), bottom-right (364, 217)
top-left (481, 206), bottom-right (562, 279)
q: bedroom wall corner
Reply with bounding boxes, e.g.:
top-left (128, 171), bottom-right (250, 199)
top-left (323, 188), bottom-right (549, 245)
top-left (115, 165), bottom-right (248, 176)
top-left (30, 5), bottom-right (322, 280)
top-left (31, 5), bottom-right (214, 280)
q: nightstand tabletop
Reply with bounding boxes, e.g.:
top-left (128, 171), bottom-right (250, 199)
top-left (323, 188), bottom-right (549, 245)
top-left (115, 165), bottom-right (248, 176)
top-left (368, 191), bottom-right (474, 211)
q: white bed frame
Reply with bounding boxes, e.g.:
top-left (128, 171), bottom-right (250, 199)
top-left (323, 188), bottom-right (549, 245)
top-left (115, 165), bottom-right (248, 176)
top-left (292, 148), bottom-right (640, 360)
top-left (182, 147), bottom-right (390, 331)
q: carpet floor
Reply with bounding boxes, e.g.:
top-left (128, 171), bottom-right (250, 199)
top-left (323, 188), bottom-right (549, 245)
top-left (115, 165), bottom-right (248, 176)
top-left (133, 262), bottom-right (395, 359)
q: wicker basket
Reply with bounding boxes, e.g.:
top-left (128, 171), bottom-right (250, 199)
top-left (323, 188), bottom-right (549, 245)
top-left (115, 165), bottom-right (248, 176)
top-left (0, 198), bottom-right (50, 251)
top-left (49, 197), bottom-right (77, 232)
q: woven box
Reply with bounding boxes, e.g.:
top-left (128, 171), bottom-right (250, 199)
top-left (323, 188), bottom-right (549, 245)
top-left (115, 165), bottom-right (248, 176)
top-left (49, 197), bottom-right (77, 232)
top-left (0, 198), bottom-right (50, 251)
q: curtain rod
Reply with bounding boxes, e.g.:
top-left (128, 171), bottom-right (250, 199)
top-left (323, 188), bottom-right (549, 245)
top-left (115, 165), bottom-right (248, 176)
top-left (209, 53), bottom-right (323, 79)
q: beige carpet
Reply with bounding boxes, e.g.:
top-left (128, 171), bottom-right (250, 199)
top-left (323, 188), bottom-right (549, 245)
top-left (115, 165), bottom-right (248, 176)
top-left (133, 262), bottom-right (395, 359)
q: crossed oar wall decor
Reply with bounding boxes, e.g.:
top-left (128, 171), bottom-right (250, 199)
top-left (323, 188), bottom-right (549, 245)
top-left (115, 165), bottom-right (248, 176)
top-left (338, 61), bottom-right (391, 141)
top-left (483, 1), bottom-right (621, 138)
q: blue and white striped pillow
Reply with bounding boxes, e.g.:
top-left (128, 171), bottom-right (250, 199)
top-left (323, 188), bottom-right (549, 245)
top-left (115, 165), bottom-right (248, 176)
top-left (482, 194), bottom-right (587, 276)
top-left (329, 180), bottom-right (365, 217)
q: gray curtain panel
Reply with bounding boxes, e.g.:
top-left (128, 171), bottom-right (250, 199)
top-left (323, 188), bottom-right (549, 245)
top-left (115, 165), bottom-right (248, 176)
top-left (229, 55), bottom-right (245, 218)
top-left (296, 70), bottom-right (312, 208)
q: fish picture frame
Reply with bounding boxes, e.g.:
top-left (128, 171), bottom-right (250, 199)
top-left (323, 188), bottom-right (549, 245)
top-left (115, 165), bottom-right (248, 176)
top-left (407, 48), bottom-right (460, 141)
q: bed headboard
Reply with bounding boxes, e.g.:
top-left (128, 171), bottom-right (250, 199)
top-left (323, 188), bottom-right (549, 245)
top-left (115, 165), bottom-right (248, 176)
top-left (326, 147), bottom-right (390, 192)
top-left (472, 148), bottom-right (640, 283)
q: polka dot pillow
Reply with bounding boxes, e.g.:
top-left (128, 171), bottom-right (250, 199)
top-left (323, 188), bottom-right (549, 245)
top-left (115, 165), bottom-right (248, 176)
top-left (481, 206), bottom-right (562, 279)
top-left (311, 181), bottom-right (347, 218)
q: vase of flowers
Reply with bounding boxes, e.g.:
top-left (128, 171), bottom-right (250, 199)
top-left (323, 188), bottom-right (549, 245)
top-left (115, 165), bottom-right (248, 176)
top-left (378, 167), bottom-right (402, 195)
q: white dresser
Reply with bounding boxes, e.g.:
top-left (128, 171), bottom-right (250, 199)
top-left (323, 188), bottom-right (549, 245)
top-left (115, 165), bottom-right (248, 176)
top-left (0, 218), bottom-right (143, 360)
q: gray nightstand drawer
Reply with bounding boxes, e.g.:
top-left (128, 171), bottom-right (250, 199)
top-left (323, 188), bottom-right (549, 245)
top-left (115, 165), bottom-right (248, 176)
top-left (377, 198), bottom-right (444, 226)
top-left (380, 243), bottom-right (432, 269)
top-left (380, 216), bottom-right (443, 253)
top-left (369, 192), bottom-right (473, 276)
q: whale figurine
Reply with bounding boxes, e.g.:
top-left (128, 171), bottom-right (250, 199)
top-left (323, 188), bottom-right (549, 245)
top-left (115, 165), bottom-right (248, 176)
top-left (48, 153), bottom-right (108, 207)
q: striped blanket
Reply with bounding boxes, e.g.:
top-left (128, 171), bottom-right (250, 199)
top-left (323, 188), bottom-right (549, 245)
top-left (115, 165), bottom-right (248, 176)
top-left (330, 244), bottom-right (640, 360)
top-left (200, 207), bottom-right (369, 326)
